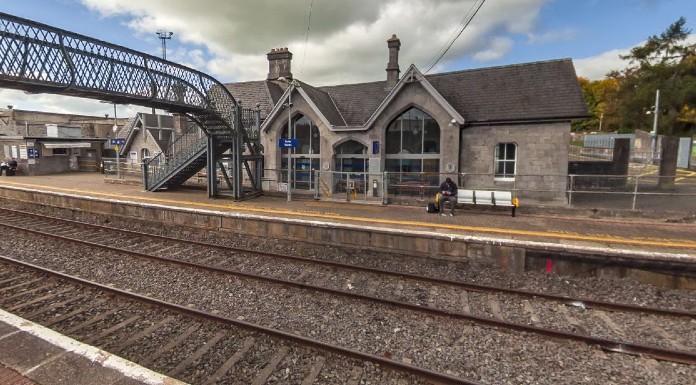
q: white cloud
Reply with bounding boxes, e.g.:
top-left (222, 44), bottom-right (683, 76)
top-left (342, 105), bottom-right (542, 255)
top-left (472, 37), bottom-right (513, 62)
top-left (574, 34), bottom-right (696, 80)
top-left (574, 48), bottom-right (629, 80)
top-left (79, 0), bottom-right (551, 85)
top-left (4, 0), bottom-right (556, 115)
top-left (0, 89), bottom-right (154, 118)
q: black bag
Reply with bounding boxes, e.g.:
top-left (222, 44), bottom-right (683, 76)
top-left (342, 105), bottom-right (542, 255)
top-left (426, 202), bottom-right (439, 213)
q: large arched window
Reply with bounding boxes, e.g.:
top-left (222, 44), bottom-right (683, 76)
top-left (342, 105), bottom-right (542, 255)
top-left (385, 107), bottom-right (440, 174)
top-left (281, 114), bottom-right (320, 190)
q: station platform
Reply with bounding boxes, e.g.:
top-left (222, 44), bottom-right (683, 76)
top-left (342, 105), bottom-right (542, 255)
top-left (0, 173), bottom-right (694, 260)
top-left (0, 173), bottom-right (695, 384)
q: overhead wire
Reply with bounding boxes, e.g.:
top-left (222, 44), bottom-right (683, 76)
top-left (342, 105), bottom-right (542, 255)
top-left (300, 0), bottom-right (315, 77)
top-left (423, 0), bottom-right (486, 74)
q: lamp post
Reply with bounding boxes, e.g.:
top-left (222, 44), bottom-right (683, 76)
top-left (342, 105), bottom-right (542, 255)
top-left (278, 77), bottom-right (299, 202)
top-left (650, 89), bottom-right (660, 161)
top-left (112, 103), bottom-right (120, 179)
top-left (101, 101), bottom-right (120, 178)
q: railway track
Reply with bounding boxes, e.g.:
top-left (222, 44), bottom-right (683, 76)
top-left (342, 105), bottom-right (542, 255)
top-left (0, 206), bottom-right (694, 384)
top-left (0, 259), bottom-right (469, 385)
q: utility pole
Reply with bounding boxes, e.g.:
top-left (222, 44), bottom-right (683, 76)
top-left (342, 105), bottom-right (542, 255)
top-left (154, 30), bottom-right (172, 114)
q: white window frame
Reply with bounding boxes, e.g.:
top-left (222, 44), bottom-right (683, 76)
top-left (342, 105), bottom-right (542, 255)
top-left (494, 142), bottom-right (517, 181)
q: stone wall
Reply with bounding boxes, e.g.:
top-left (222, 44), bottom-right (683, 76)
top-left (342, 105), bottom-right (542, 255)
top-left (460, 122), bottom-right (570, 202)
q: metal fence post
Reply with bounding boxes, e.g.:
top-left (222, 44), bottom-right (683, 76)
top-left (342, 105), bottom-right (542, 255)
top-left (313, 170), bottom-right (320, 200)
top-left (632, 175), bottom-right (639, 210)
top-left (382, 171), bottom-right (388, 205)
top-left (568, 175), bottom-right (574, 206)
top-left (142, 162), bottom-right (148, 188)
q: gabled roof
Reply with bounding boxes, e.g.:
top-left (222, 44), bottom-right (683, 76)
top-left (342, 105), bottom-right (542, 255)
top-left (225, 58), bottom-right (588, 130)
top-left (121, 113), bottom-right (174, 155)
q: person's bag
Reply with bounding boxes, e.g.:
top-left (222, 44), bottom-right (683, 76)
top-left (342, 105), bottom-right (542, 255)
top-left (426, 202), bottom-right (439, 213)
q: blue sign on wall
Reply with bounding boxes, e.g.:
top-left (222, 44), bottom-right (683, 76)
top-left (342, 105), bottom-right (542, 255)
top-left (278, 138), bottom-right (298, 148)
top-left (110, 138), bottom-right (126, 146)
top-left (27, 148), bottom-right (40, 158)
top-left (372, 140), bottom-right (380, 154)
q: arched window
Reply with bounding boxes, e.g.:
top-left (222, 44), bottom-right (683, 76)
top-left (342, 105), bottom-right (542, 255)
top-left (281, 114), bottom-right (320, 190)
top-left (140, 148), bottom-right (150, 161)
top-left (385, 107), bottom-right (440, 174)
top-left (335, 140), bottom-right (367, 174)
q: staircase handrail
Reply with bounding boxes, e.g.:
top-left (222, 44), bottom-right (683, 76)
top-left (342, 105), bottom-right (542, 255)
top-left (144, 123), bottom-right (207, 188)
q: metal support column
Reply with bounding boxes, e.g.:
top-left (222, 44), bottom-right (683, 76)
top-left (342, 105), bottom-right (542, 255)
top-left (207, 135), bottom-right (217, 198)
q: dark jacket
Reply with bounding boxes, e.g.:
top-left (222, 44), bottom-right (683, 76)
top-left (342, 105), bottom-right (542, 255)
top-left (439, 180), bottom-right (458, 196)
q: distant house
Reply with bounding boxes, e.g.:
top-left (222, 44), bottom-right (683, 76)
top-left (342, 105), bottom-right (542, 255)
top-left (0, 108), bottom-right (125, 175)
top-left (119, 113), bottom-right (193, 165)
top-left (224, 35), bottom-right (589, 202)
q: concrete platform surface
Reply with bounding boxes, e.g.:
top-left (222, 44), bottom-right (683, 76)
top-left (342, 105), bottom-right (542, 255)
top-left (0, 173), bottom-right (694, 260)
top-left (0, 309), bottom-right (186, 385)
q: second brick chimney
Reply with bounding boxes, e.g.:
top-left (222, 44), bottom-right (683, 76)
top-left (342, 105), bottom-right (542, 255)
top-left (386, 34), bottom-right (401, 87)
top-left (267, 47), bottom-right (293, 80)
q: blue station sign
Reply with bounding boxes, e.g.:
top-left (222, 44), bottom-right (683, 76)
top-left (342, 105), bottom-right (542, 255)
top-left (278, 138), bottom-right (298, 148)
top-left (110, 138), bottom-right (126, 146)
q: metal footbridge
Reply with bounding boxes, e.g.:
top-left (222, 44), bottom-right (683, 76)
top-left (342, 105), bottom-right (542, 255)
top-left (0, 12), bottom-right (262, 199)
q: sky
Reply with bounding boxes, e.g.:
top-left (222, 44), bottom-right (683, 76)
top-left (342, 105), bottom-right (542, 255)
top-left (1, 0), bottom-right (695, 118)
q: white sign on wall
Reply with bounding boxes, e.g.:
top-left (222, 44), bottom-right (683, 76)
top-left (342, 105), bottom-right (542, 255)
top-left (369, 158), bottom-right (380, 174)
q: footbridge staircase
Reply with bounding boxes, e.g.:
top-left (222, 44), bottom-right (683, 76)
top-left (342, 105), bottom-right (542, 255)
top-left (0, 12), bottom-right (262, 199)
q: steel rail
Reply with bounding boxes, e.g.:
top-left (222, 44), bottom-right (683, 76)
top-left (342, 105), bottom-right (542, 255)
top-left (0, 256), bottom-right (482, 385)
top-left (1, 211), bottom-right (695, 365)
top-left (0, 207), bottom-right (692, 319)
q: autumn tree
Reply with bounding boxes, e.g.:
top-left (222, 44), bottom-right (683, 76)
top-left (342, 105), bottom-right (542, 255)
top-left (573, 77), bottom-right (619, 132)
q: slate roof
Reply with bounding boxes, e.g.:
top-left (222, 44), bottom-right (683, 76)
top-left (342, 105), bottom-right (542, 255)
top-left (297, 81), bottom-right (346, 126)
top-left (317, 81), bottom-right (391, 126)
top-left (425, 59), bottom-right (589, 123)
top-left (224, 81), bottom-right (275, 116)
top-left (223, 58), bottom-right (588, 128)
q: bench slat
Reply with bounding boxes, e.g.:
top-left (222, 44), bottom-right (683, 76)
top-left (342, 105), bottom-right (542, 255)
top-left (458, 189), bottom-right (475, 204)
top-left (476, 191), bottom-right (493, 205)
top-left (492, 191), bottom-right (514, 207)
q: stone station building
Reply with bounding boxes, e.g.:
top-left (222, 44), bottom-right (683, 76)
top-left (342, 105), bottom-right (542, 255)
top-left (226, 35), bottom-right (589, 202)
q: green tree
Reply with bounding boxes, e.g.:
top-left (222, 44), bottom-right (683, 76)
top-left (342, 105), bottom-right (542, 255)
top-left (611, 17), bottom-right (696, 135)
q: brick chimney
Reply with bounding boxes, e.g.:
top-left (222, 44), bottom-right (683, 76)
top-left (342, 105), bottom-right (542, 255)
top-left (386, 34), bottom-right (401, 87)
top-left (267, 47), bottom-right (293, 80)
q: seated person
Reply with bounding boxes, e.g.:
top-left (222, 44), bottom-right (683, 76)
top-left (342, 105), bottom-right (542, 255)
top-left (437, 177), bottom-right (458, 216)
top-left (6, 158), bottom-right (17, 176)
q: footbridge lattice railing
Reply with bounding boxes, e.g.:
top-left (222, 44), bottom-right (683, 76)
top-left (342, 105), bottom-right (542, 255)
top-left (0, 12), bottom-right (262, 199)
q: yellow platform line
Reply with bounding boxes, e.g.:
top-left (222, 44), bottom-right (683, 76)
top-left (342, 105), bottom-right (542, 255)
top-left (3, 181), bottom-right (696, 250)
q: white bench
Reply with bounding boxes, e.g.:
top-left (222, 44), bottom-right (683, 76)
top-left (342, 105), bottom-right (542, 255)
top-left (454, 189), bottom-right (519, 217)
